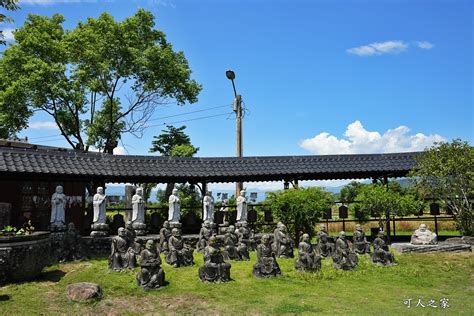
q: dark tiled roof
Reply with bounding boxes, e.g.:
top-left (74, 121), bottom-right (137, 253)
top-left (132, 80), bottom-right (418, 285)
top-left (0, 144), bottom-right (421, 183)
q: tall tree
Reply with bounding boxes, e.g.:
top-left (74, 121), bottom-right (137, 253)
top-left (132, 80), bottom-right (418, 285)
top-left (0, 10), bottom-right (201, 151)
top-left (0, 0), bottom-right (18, 45)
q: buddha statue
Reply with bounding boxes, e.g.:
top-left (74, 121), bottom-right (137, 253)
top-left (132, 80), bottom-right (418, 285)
top-left (332, 231), bottom-right (358, 270)
top-left (371, 231), bottom-right (396, 266)
top-left (108, 227), bottom-right (137, 271)
top-left (411, 224), bottom-right (438, 245)
top-left (159, 221), bottom-right (172, 254)
top-left (294, 233), bottom-right (322, 272)
top-left (222, 225), bottom-right (241, 261)
top-left (273, 222), bottom-right (294, 258)
top-left (316, 224), bottom-right (334, 257)
top-left (166, 228), bottom-right (194, 268)
top-left (352, 224), bottom-right (370, 254)
top-left (196, 220), bottom-right (213, 252)
top-left (136, 240), bottom-right (166, 290)
top-left (198, 236), bottom-right (231, 283)
top-left (253, 234), bottom-right (282, 278)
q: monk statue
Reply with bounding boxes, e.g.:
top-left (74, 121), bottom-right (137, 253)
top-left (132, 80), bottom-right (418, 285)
top-left (196, 220), bottom-right (213, 252)
top-left (332, 231), bottom-right (358, 270)
top-left (316, 224), bottom-right (334, 257)
top-left (294, 233), bottom-right (321, 272)
top-left (168, 188), bottom-right (181, 223)
top-left (136, 240), bottom-right (166, 290)
top-left (61, 222), bottom-right (84, 262)
top-left (253, 234), bottom-right (282, 278)
top-left (203, 191), bottom-right (215, 223)
top-left (109, 227), bottom-right (137, 271)
top-left (352, 224), bottom-right (370, 254)
top-left (159, 221), bottom-right (172, 254)
top-left (166, 228), bottom-right (194, 268)
top-left (371, 231), bottom-right (396, 266)
top-left (50, 185), bottom-right (66, 229)
top-left (411, 224), bottom-right (438, 245)
top-left (199, 236), bottom-right (232, 283)
top-left (222, 225), bottom-right (240, 261)
top-left (273, 222), bottom-right (294, 258)
top-left (91, 186), bottom-right (109, 237)
top-left (237, 221), bottom-right (257, 251)
top-left (131, 187), bottom-right (146, 235)
top-left (236, 190), bottom-right (248, 222)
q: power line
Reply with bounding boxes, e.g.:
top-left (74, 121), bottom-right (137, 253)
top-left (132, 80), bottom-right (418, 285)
top-left (147, 104), bottom-right (231, 122)
top-left (147, 112), bottom-right (234, 128)
top-left (28, 134), bottom-right (63, 141)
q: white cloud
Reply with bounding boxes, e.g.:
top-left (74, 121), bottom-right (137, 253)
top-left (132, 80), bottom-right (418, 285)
top-left (29, 121), bottom-right (59, 130)
top-left (416, 41), bottom-right (434, 49)
top-left (300, 120), bottom-right (445, 155)
top-left (347, 41), bottom-right (408, 56)
top-left (113, 146), bottom-right (127, 155)
top-left (1, 28), bottom-right (15, 42)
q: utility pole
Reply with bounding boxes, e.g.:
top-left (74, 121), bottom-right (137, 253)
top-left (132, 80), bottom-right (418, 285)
top-left (226, 70), bottom-right (244, 197)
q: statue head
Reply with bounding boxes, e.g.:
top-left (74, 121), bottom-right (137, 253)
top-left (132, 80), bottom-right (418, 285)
top-left (240, 190), bottom-right (246, 197)
top-left (339, 231), bottom-right (346, 239)
top-left (302, 233), bottom-right (310, 243)
top-left (320, 224), bottom-right (327, 232)
top-left (203, 220), bottom-right (210, 228)
top-left (241, 221), bottom-right (248, 227)
top-left (97, 186), bottom-right (104, 194)
top-left (235, 222), bottom-right (242, 228)
top-left (419, 224), bottom-right (427, 232)
top-left (172, 188), bottom-right (178, 195)
top-left (55, 185), bottom-right (63, 194)
top-left (262, 234), bottom-right (271, 245)
top-left (163, 220), bottom-right (170, 228)
top-left (68, 222), bottom-right (75, 231)
top-left (377, 231), bottom-right (386, 238)
top-left (355, 224), bottom-right (362, 231)
top-left (146, 239), bottom-right (155, 250)
top-left (172, 228), bottom-right (181, 237)
top-left (208, 235), bottom-right (217, 246)
top-left (118, 227), bottom-right (126, 237)
top-left (277, 221), bottom-right (283, 228)
top-left (228, 225), bottom-right (235, 233)
top-left (125, 221), bottom-right (133, 230)
top-left (136, 187), bottom-right (143, 196)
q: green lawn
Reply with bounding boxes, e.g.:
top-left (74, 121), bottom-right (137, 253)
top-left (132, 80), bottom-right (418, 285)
top-left (0, 250), bottom-right (472, 315)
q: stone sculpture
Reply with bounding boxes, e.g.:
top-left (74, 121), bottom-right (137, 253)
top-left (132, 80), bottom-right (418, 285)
top-left (159, 221), bottom-right (172, 254)
top-left (316, 224), bottom-right (334, 257)
top-left (294, 233), bottom-right (322, 272)
top-left (223, 225), bottom-right (243, 261)
top-left (352, 224), bottom-right (370, 254)
top-left (50, 185), bottom-right (66, 229)
top-left (253, 234), bottom-right (282, 278)
top-left (411, 224), bottom-right (438, 245)
top-left (168, 188), bottom-right (181, 224)
top-left (91, 187), bottom-right (109, 237)
top-left (196, 220), bottom-right (213, 252)
top-left (199, 236), bottom-right (231, 282)
top-left (203, 191), bottom-right (215, 223)
top-left (108, 227), bottom-right (137, 271)
top-left (273, 222), bottom-right (294, 258)
top-left (61, 222), bottom-right (84, 262)
top-left (236, 190), bottom-right (248, 222)
top-left (332, 231), bottom-right (358, 270)
top-left (371, 231), bottom-right (396, 266)
top-left (236, 221), bottom-right (256, 251)
top-left (131, 187), bottom-right (146, 235)
top-left (136, 240), bottom-right (166, 290)
top-left (166, 228), bottom-right (194, 268)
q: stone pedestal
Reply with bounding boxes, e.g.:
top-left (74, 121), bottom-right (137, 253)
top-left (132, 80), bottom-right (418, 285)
top-left (132, 222), bottom-right (147, 236)
top-left (90, 223), bottom-right (109, 237)
top-left (49, 224), bottom-right (67, 262)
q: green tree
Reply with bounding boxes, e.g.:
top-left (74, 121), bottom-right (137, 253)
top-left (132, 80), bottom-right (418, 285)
top-left (265, 187), bottom-right (334, 242)
top-left (0, 0), bottom-right (18, 45)
top-left (339, 181), bottom-right (366, 203)
top-left (0, 10), bottom-right (201, 151)
top-left (409, 139), bottom-right (473, 236)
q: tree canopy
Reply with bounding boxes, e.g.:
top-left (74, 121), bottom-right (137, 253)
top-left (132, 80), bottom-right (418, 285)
top-left (0, 9), bottom-right (201, 152)
top-left (0, 0), bottom-right (18, 45)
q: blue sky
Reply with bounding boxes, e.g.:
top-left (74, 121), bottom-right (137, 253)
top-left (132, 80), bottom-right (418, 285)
top-left (1, 0), bottom-right (473, 191)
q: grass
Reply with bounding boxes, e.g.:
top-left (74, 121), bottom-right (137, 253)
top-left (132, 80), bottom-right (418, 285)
top-left (0, 250), bottom-right (472, 315)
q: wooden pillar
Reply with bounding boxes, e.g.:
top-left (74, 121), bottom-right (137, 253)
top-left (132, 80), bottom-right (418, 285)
top-left (284, 181), bottom-right (289, 190)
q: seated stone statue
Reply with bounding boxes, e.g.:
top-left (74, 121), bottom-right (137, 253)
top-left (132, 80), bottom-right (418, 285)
top-left (411, 224), bottom-right (438, 245)
top-left (125, 221), bottom-right (142, 253)
top-left (61, 222), bottom-right (84, 262)
top-left (109, 227), bottom-right (137, 271)
top-left (136, 240), bottom-right (166, 290)
top-left (316, 224), bottom-right (334, 257)
top-left (159, 221), bottom-right (172, 254)
top-left (273, 222), bottom-right (294, 258)
top-left (253, 234), bottom-right (282, 278)
top-left (165, 228), bottom-right (194, 268)
top-left (294, 233), bottom-right (322, 272)
top-left (352, 224), bottom-right (370, 254)
top-left (199, 236), bottom-right (231, 282)
top-left (196, 220), bottom-right (213, 252)
top-left (371, 231), bottom-right (396, 266)
top-left (332, 231), bottom-right (358, 270)
top-left (222, 225), bottom-right (241, 261)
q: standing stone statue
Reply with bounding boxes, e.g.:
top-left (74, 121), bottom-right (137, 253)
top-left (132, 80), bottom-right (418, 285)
top-left (108, 227), bottom-right (137, 271)
top-left (196, 220), bottom-right (213, 252)
top-left (199, 236), bottom-right (231, 283)
top-left (50, 185), bottom-right (66, 229)
top-left (316, 224), bottom-right (334, 257)
top-left (168, 188), bottom-right (181, 224)
top-left (91, 187), bottom-right (109, 237)
top-left (253, 234), bottom-right (282, 278)
top-left (136, 240), bottom-right (166, 290)
top-left (332, 231), bottom-right (358, 270)
top-left (165, 228), bottom-right (194, 268)
top-left (203, 191), bottom-right (215, 223)
top-left (352, 224), bottom-right (370, 254)
top-left (273, 222), bottom-right (294, 258)
top-left (159, 221), bottom-right (172, 254)
top-left (234, 223), bottom-right (250, 260)
top-left (131, 187), bottom-right (146, 235)
top-left (236, 190), bottom-right (248, 222)
top-left (124, 221), bottom-right (142, 253)
top-left (60, 222), bottom-right (84, 262)
top-left (371, 231), bottom-right (396, 266)
top-left (294, 233), bottom-right (321, 272)
top-left (222, 225), bottom-right (241, 261)
top-left (410, 224), bottom-right (438, 245)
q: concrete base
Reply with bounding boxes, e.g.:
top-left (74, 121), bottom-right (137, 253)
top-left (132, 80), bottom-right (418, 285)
top-left (391, 242), bottom-right (472, 253)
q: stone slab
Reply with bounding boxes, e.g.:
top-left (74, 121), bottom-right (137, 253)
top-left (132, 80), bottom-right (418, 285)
top-left (391, 242), bottom-right (472, 254)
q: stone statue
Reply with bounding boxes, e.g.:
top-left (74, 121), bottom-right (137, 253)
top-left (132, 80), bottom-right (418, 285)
top-left (199, 236), bottom-right (231, 283)
top-left (136, 240), bottom-right (166, 290)
top-left (168, 188), bottom-right (181, 223)
top-left (196, 220), bottom-right (213, 252)
top-left (294, 233), bottom-right (321, 272)
top-left (236, 221), bottom-right (256, 252)
top-left (203, 191), bottom-right (215, 223)
top-left (411, 224), bottom-right (438, 245)
top-left (131, 187), bottom-right (146, 235)
top-left (332, 231), bottom-right (358, 270)
top-left (166, 228), bottom-right (194, 268)
top-left (253, 234), bottom-right (282, 278)
top-left (91, 186), bottom-right (109, 237)
top-left (220, 198), bottom-right (229, 224)
top-left (222, 225), bottom-right (241, 261)
top-left (108, 227), bottom-right (137, 271)
top-left (352, 224), bottom-right (370, 254)
top-left (236, 190), bottom-right (248, 222)
top-left (316, 224), bottom-right (334, 257)
top-left (273, 222), bottom-right (294, 258)
top-left (50, 185), bottom-right (66, 228)
top-left (61, 222), bottom-right (84, 262)
top-left (371, 231), bottom-right (396, 266)
top-left (159, 221), bottom-right (172, 254)
top-left (234, 223), bottom-right (250, 260)
top-left (124, 221), bottom-right (141, 253)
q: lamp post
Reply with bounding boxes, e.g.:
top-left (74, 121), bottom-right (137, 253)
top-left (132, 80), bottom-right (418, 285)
top-left (226, 70), bottom-right (243, 197)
